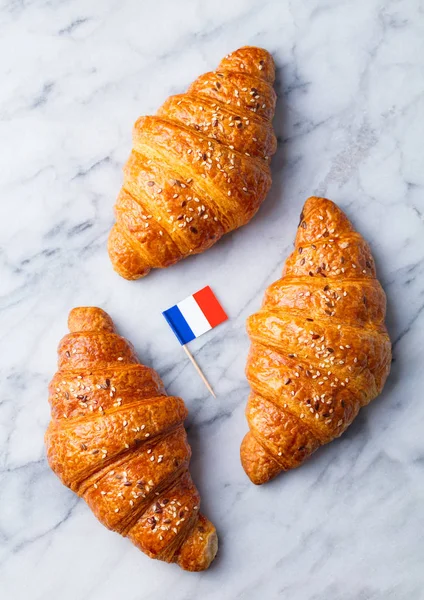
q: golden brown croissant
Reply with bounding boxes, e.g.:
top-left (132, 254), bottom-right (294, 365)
top-left (108, 46), bottom-right (277, 279)
top-left (241, 197), bottom-right (391, 484)
top-left (45, 307), bottom-right (217, 571)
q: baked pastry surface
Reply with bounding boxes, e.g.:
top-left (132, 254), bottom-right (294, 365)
top-left (241, 197), bottom-right (392, 484)
top-left (108, 46), bottom-right (277, 279)
top-left (45, 307), bottom-right (218, 570)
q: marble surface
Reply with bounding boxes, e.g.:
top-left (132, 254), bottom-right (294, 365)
top-left (1, 0), bottom-right (424, 598)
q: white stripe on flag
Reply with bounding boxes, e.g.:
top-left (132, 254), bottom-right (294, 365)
top-left (177, 295), bottom-right (212, 338)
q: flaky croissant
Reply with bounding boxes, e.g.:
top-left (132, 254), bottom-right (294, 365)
top-left (108, 46), bottom-right (277, 279)
top-left (241, 197), bottom-right (391, 484)
top-left (45, 307), bottom-right (217, 571)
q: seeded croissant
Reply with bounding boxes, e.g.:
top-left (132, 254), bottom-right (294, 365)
top-left (45, 307), bottom-right (217, 571)
top-left (241, 197), bottom-right (391, 484)
top-left (108, 46), bottom-right (277, 279)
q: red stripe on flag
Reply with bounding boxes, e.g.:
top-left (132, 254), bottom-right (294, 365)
top-left (193, 286), bottom-right (228, 328)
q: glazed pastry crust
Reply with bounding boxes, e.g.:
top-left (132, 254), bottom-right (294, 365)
top-left (108, 46), bottom-right (277, 279)
top-left (45, 307), bottom-right (217, 570)
top-left (241, 197), bottom-right (391, 484)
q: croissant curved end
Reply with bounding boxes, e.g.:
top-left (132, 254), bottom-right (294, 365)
top-left (68, 307), bottom-right (116, 333)
top-left (175, 514), bottom-right (218, 571)
top-left (240, 432), bottom-right (282, 485)
top-left (108, 223), bottom-right (151, 280)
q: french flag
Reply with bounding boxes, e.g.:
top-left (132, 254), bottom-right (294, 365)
top-left (163, 286), bottom-right (228, 345)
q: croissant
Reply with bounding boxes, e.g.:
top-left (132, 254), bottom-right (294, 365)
top-left (108, 46), bottom-right (277, 279)
top-left (241, 196), bottom-right (391, 484)
top-left (45, 307), bottom-right (217, 571)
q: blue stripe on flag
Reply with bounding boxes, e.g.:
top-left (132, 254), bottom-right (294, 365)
top-left (162, 305), bottom-right (196, 345)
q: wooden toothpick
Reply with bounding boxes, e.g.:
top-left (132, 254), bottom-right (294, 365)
top-left (182, 345), bottom-right (216, 398)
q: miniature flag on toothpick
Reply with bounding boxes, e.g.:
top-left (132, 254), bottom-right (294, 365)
top-left (162, 286), bottom-right (228, 397)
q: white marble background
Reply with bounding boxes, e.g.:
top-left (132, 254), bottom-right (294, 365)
top-left (1, 0), bottom-right (423, 598)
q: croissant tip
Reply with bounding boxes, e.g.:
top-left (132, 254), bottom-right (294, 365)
top-left (240, 432), bottom-right (282, 485)
top-left (68, 307), bottom-right (116, 333)
top-left (175, 514), bottom-right (218, 571)
top-left (108, 223), bottom-right (151, 280)
top-left (303, 195), bottom-right (328, 208)
top-left (303, 195), bottom-right (339, 213)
